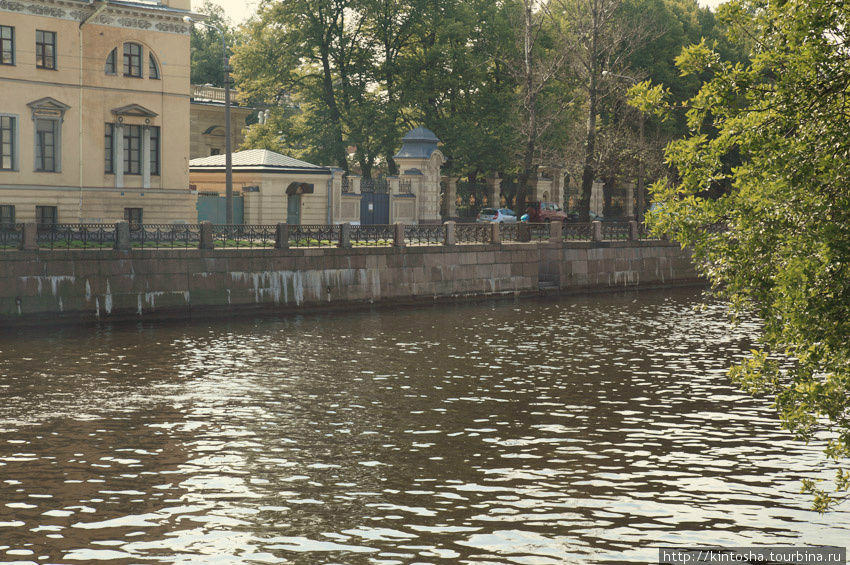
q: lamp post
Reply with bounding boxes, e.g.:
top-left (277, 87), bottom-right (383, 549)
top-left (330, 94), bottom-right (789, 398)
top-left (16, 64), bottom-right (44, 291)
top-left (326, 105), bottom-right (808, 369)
top-left (602, 70), bottom-right (646, 223)
top-left (184, 16), bottom-right (234, 225)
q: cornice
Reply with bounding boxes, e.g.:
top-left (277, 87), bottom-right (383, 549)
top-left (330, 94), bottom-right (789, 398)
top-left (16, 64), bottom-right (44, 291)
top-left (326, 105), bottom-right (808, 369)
top-left (0, 0), bottom-right (192, 35)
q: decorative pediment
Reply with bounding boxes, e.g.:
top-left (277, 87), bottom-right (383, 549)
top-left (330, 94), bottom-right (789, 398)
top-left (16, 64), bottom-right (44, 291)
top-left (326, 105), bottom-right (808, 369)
top-left (111, 104), bottom-right (158, 118)
top-left (27, 97), bottom-right (70, 119)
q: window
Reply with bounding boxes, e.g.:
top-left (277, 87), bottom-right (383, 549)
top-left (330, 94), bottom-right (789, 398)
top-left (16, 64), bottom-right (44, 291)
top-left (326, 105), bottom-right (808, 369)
top-left (124, 208), bottom-right (143, 229)
top-left (35, 118), bottom-right (59, 172)
top-left (150, 126), bottom-right (160, 176)
top-left (105, 48), bottom-right (117, 74)
top-left (0, 115), bottom-right (15, 171)
top-left (35, 30), bottom-right (56, 70)
top-left (124, 124), bottom-right (141, 174)
top-left (0, 205), bottom-right (14, 227)
top-left (0, 25), bottom-right (13, 66)
top-left (123, 42), bottom-right (142, 77)
top-left (36, 206), bottom-right (57, 227)
top-left (148, 53), bottom-right (160, 79)
top-left (106, 123), bottom-right (160, 176)
top-left (105, 123), bottom-right (114, 173)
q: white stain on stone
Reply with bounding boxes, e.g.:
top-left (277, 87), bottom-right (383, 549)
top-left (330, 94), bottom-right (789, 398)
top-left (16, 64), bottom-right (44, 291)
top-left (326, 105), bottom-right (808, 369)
top-left (104, 280), bottom-right (113, 315)
top-left (229, 269), bottom-right (365, 307)
top-left (85, 280), bottom-right (92, 302)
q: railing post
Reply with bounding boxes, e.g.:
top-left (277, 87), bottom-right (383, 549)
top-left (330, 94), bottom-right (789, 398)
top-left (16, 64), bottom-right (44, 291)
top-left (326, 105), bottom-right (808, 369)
top-left (591, 220), bottom-right (603, 243)
top-left (629, 221), bottom-right (639, 241)
top-left (517, 223), bottom-right (530, 243)
top-left (393, 222), bottom-right (406, 248)
top-left (490, 222), bottom-right (501, 245)
top-left (199, 221), bottom-right (214, 250)
top-left (339, 222), bottom-right (352, 248)
top-left (549, 219), bottom-right (562, 243)
top-left (114, 221), bottom-right (131, 251)
top-left (275, 222), bottom-right (289, 249)
top-left (20, 222), bottom-right (37, 251)
top-left (444, 221), bottom-right (456, 246)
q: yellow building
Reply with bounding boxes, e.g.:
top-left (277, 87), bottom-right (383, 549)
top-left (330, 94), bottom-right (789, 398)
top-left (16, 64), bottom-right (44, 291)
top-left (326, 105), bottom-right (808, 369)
top-left (189, 84), bottom-right (254, 160)
top-left (0, 0), bottom-right (198, 226)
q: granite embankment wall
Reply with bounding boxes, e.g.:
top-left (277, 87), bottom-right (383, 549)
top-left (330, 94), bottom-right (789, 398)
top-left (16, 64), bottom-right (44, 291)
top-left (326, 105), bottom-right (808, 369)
top-left (0, 241), bottom-right (698, 325)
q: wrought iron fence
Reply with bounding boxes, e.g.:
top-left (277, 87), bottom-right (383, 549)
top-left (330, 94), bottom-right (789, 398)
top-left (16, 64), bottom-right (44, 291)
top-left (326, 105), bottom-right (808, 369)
top-left (130, 224), bottom-right (201, 249)
top-left (360, 177), bottom-right (389, 194)
top-left (341, 176), bottom-right (351, 193)
top-left (404, 224), bottom-right (444, 246)
top-left (351, 224), bottom-right (394, 247)
top-left (500, 223), bottom-right (524, 242)
top-left (602, 222), bottom-right (630, 241)
top-left (0, 224), bottom-right (22, 250)
top-left (528, 223), bottom-right (550, 242)
top-left (456, 223), bottom-right (490, 244)
top-left (213, 225), bottom-right (277, 248)
top-left (36, 224), bottom-right (116, 250)
top-left (289, 224), bottom-right (341, 248)
top-left (399, 179), bottom-right (413, 194)
top-left (563, 222), bottom-right (592, 241)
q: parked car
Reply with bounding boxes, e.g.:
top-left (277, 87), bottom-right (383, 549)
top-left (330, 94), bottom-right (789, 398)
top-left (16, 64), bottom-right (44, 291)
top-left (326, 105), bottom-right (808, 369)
top-left (524, 201), bottom-right (571, 223)
top-left (476, 208), bottom-right (518, 223)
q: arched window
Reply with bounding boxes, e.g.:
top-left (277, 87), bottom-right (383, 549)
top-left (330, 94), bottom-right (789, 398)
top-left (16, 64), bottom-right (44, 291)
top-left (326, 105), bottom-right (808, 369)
top-left (148, 53), bottom-right (160, 80)
top-left (105, 48), bottom-right (116, 74)
top-left (123, 42), bottom-right (142, 77)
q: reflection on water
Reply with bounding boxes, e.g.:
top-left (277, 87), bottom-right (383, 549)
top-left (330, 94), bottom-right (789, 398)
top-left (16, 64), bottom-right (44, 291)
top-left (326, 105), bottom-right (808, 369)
top-left (0, 288), bottom-right (846, 564)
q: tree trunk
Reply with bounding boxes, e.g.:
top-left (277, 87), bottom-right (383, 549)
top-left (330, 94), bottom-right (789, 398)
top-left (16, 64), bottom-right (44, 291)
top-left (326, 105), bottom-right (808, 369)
top-left (319, 46), bottom-right (349, 172)
top-left (517, 0), bottom-right (537, 215)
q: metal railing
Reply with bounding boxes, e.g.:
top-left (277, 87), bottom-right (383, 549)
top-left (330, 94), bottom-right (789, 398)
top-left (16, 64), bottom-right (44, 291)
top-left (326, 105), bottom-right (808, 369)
top-left (563, 222), bottom-right (592, 241)
top-left (405, 224), bottom-right (444, 246)
top-left (131, 224), bottom-right (202, 249)
top-left (288, 224), bottom-right (341, 248)
top-left (601, 222), bottom-right (630, 241)
top-left (528, 223), bottom-right (550, 242)
top-left (36, 224), bottom-right (116, 250)
top-left (341, 176), bottom-right (351, 193)
top-left (360, 178), bottom-right (389, 194)
top-left (456, 223), bottom-right (490, 244)
top-left (0, 224), bottom-right (22, 250)
top-left (213, 225), bottom-right (276, 248)
top-left (351, 225), bottom-right (394, 247)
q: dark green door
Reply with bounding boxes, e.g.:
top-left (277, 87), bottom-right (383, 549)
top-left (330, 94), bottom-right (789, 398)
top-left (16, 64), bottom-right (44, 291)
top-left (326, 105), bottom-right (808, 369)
top-left (287, 194), bottom-right (301, 225)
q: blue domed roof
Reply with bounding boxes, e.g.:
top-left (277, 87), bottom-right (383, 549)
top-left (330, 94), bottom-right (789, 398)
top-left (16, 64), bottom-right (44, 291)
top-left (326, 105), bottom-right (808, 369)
top-left (395, 126), bottom-right (441, 160)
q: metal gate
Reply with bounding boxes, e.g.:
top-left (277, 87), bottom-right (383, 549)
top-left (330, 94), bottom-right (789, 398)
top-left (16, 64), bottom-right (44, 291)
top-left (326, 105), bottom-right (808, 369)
top-left (196, 193), bottom-right (244, 224)
top-left (359, 178), bottom-right (390, 225)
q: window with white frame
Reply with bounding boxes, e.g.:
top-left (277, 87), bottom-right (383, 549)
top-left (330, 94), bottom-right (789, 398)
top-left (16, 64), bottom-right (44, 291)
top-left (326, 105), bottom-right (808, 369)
top-left (0, 115), bottom-right (16, 171)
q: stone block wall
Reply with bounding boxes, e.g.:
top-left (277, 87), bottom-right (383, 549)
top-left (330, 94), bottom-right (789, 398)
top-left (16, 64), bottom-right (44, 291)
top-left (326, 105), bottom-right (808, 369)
top-left (0, 244), bottom-right (540, 325)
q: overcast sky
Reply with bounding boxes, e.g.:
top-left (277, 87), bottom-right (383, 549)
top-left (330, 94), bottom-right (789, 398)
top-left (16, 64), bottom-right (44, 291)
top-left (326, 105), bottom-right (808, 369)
top-left (193, 0), bottom-right (725, 24)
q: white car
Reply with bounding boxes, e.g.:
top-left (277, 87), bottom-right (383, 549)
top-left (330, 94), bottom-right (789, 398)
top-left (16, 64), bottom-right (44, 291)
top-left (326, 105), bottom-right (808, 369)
top-left (476, 208), bottom-right (518, 223)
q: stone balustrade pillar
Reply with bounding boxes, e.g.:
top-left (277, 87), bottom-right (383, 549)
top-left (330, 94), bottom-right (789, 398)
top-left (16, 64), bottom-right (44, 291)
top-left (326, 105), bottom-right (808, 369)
top-left (444, 221), bottom-right (456, 246)
top-left (348, 175), bottom-right (362, 194)
top-left (591, 220), bottom-right (603, 243)
top-left (393, 222), bottom-right (406, 247)
top-left (114, 221), bottom-right (130, 251)
top-left (275, 223), bottom-right (289, 249)
top-left (490, 222), bottom-right (501, 245)
top-left (20, 222), bottom-right (37, 251)
top-left (549, 219), bottom-right (563, 243)
top-left (339, 222), bottom-right (352, 248)
top-left (629, 221), bottom-right (639, 241)
top-left (199, 221), bottom-right (214, 249)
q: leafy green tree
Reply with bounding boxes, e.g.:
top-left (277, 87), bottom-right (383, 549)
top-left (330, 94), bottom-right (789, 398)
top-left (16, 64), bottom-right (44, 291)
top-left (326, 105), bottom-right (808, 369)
top-left (632, 0), bottom-right (850, 511)
top-left (190, 1), bottom-right (237, 87)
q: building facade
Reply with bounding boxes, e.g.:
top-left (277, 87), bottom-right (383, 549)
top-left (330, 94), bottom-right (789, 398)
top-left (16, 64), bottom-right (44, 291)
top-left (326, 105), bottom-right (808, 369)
top-left (0, 0), bottom-right (198, 225)
top-left (189, 84), bottom-right (254, 160)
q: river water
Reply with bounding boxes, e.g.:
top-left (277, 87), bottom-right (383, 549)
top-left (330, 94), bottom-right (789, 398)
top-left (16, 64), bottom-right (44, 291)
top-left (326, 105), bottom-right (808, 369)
top-left (0, 288), bottom-right (847, 564)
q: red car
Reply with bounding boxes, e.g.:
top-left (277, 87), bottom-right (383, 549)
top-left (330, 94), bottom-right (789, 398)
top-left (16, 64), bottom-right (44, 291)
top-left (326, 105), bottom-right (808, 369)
top-left (524, 201), bottom-right (571, 223)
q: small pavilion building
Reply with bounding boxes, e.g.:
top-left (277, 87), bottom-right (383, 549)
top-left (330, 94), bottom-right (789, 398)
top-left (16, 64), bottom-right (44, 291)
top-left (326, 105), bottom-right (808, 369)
top-left (189, 149), bottom-right (343, 225)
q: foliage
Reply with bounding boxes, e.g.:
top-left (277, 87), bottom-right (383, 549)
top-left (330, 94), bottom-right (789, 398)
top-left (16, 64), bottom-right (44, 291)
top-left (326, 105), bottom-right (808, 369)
top-left (634, 0), bottom-right (850, 511)
top-left (190, 1), bottom-right (238, 87)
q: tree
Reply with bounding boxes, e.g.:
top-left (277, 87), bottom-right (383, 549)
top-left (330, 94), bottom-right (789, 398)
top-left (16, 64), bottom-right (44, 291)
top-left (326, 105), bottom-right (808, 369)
top-left (632, 0), bottom-right (850, 511)
top-left (190, 1), bottom-right (237, 87)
